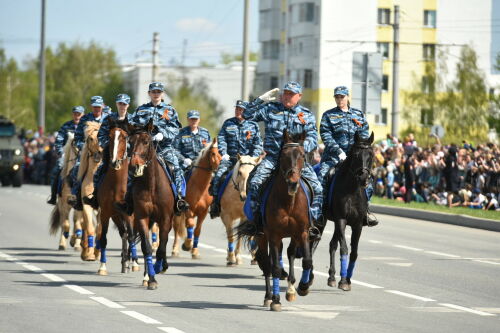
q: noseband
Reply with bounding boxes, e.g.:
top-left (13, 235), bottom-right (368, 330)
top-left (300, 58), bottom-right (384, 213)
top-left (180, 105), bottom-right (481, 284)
top-left (231, 161), bottom-right (257, 192)
top-left (280, 143), bottom-right (304, 179)
top-left (347, 144), bottom-right (373, 184)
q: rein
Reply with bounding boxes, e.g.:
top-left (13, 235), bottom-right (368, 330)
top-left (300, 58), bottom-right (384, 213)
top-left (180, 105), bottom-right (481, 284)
top-left (231, 161), bottom-right (257, 191)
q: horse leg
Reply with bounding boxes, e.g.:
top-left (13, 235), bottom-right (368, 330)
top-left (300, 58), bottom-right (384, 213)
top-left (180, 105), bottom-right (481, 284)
top-left (59, 213), bottom-right (70, 250)
top-left (285, 241), bottom-right (297, 302)
top-left (297, 232), bottom-right (313, 297)
top-left (191, 211), bottom-right (207, 259)
top-left (151, 222), bottom-right (159, 250)
top-left (182, 213), bottom-right (195, 252)
top-left (223, 214), bottom-right (237, 266)
top-left (269, 239), bottom-right (282, 312)
top-left (250, 236), bottom-right (258, 265)
top-left (127, 227), bottom-right (140, 272)
top-left (71, 210), bottom-right (83, 250)
top-left (234, 226), bottom-right (243, 265)
top-left (137, 218), bottom-right (157, 290)
top-left (121, 229), bottom-right (129, 273)
top-left (97, 216), bottom-right (109, 276)
top-left (154, 219), bottom-right (170, 274)
top-left (94, 212), bottom-right (102, 260)
top-left (346, 226), bottom-right (362, 287)
top-left (171, 214), bottom-right (182, 257)
top-left (81, 204), bottom-right (96, 261)
top-left (337, 218), bottom-right (350, 291)
top-left (256, 236), bottom-right (272, 307)
top-left (279, 242), bottom-right (288, 280)
top-left (327, 222), bottom-right (341, 287)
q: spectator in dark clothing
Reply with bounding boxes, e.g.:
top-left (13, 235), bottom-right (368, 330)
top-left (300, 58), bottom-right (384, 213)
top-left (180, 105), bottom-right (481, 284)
top-left (444, 145), bottom-right (459, 207)
top-left (404, 155), bottom-right (415, 203)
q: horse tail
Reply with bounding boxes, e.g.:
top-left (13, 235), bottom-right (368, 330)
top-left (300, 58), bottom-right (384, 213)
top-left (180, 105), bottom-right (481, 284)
top-left (49, 205), bottom-right (61, 236)
top-left (234, 219), bottom-right (256, 250)
top-left (173, 215), bottom-right (187, 239)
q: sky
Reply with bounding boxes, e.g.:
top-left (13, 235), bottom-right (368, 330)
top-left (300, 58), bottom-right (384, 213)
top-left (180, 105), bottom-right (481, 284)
top-left (0, 0), bottom-right (260, 67)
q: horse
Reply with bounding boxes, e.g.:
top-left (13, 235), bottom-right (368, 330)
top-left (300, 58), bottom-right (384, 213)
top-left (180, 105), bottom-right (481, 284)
top-left (128, 119), bottom-right (175, 290)
top-left (77, 121), bottom-right (103, 261)
top-left (49, 132), bottom-right (84, 250)
top-left (238, 131), bottom-right (314, 312)
top-left (171, 138), bottom-right (221, 259)
top-left (324, 132), bottom-right (374, 291)
top-left (95, 118), bottom-right (139, 275)
top-left (219, 155), bottom-right (261, 266)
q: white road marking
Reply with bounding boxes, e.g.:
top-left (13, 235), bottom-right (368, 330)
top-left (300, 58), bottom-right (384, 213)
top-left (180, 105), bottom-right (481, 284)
top-left (386, 290), bottom-right (435, 302)
top-left (439, 303), bottom-right (496, 316)
top-left (120, 310), bottom-right (162, 324)
top-left (393, 244), bottom-right (424, 252)
top-left (474, 308), bottom-right (500, 314)
top-left (425, 251), bottom-right (461, 258)
top-left (368, 240), bottom-right (383, 244)
top-left (350, 279), bottom-right (384, 289)
top-left (473, 260), bottom-right (500, 265)
top-left (5, 256), bottom-right (18, 261)
top-left (158, 327), bottom-right (186, 333)
top-left (41, 273), bottom-right (66, 282)
top-left (22, 264), bottom-right (44, 272)
top-left (387, 263), bottom-right (413, 267)
top-left (90, 296), bottom-right (125, 309)
top-left (213, 248), bottom-right (226, 253)
top-left (197, 243), bottom-right (215, 249)
top-left (64, 284), bottom-right (94, 295)
top-left (0, 252), bottom-right (12, 258)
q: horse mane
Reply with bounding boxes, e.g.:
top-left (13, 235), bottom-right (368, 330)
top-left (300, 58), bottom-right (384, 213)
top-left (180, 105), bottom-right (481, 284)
top-left (61, 132), bottom-right (75, 176)
top-left (193, 140), bottom-right (217, 166)
top-left (77, 122), bottom-right (102, 181)
top-left (84, 121), bottom-right (101, 138)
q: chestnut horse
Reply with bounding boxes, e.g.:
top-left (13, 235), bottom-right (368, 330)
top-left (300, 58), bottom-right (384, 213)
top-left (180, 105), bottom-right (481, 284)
top-left (95, 118), bottom-right (139, 275)
top-left (238, 131), bottom-right (314, 312)
top-left (49, 132), bottom-right (83, 250)
top-left (172, 138), bottom-right (221, 258)
top-left (128, 120), bottom-right (175, 290)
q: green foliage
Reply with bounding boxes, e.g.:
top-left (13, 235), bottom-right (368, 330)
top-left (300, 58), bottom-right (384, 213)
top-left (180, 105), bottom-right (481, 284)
top-left (220, 51), bottom-right (258, 65)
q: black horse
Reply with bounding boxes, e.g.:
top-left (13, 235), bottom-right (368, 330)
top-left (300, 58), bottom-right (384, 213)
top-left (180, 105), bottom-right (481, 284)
top-left (323, 131), bottom-right (374, 291)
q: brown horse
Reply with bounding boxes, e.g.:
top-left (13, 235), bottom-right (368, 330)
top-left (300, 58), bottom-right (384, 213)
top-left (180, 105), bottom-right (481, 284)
top-left (172, 138), bottom-right (221, 259)
top-left (238, 131), bottom-right (313, 312)
top-left (49, 132), bottom-right (83, 250)
top-left (77, 121), bottom-right (102, 261)
top-left (95, 118), bottom-right (139, 275)
top-left (128, 119), bottom-right (175, 290)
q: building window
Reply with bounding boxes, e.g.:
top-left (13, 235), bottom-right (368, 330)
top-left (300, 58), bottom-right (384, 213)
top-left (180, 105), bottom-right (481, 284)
top-left (377, 42), bottom-right (390, 59)
top-left (382, 74), bottom-right (389, 91)
top-left (304, 69), bottom-right (313, 88)
top-left (422, 75), bottom-right (435, 93)
top-left (420, 108), bottom-right (434, 126)
top-left (423, 44), bottom-right (436, 61)
top-left (299, 3), bottom-right (315, 22)
top-left (262, 40), bottom-right (280, 60)
top-left (270, 76), bottom-right (278, 89)
top-left (378, 8), bottom-right (391, 25)
top-left (424, 10), bottom-right (436, 28)
top-left (376, 108), bottom-right (388, 124)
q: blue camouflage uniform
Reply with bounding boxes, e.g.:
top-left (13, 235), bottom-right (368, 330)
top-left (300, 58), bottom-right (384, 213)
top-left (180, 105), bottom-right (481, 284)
top-left (173, 110), bottom-right (211, 171)
top-left (244, 82), bottom-right (323, 221)
top-left (209, 100), bottom-right (263, 198)
top-left (317, 86), bottom-right (372, 198)
top-left (130, 95), bottom-right (184, 197)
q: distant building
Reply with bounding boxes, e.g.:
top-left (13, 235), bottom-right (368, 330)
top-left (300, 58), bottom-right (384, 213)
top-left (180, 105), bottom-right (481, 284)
top-left (123, 62), bottom-right (256, 120)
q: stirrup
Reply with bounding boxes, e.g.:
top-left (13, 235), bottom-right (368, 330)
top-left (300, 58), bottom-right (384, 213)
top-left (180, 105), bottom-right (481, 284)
top-left (47, 195), bottom-right (57, 205)
top-left (365, 213), bottom-right (379, 227)
top-left (175, 198), bottom-right (189, 216)
top-left (308, 226), bottom-right (321, 241)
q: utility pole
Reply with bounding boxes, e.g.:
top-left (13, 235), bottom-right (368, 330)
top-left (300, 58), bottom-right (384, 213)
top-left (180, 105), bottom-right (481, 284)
top-left (37, 0), bottom-right (46, 135)
top-left (391, 5), bottom-right (400, 137)
top-left (241, 0), bottom-right (250, 100)
top-left (152, 32), bottom-right (159, 82)
top-left (361, 53), bottom-right (369, 114)
top-left (181, 38), bottom-right (188, 81)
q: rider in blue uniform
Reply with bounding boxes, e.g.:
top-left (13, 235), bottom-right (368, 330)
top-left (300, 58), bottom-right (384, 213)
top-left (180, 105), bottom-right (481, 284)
top-left (208, 100), bottom-right (263, 218)
top-left (69, 96), bottom-right (107, 210)
top-left (243, 82), bottom-right (322, 239)
top-left (114, 82), bottom-right (189, 216)
top-left (173, 110), bottom-right (211, 172)
top-left (83, 93), bottom-right (132, 209)
top-left (47, 106), bottom-right (84, 205)
top-left (318, 86), bottom-right (378, 226)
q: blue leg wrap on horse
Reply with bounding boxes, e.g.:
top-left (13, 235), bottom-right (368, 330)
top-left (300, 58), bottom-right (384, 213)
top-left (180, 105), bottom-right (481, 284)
top-left (88, 235), bottom-right (94, 248)
top-left (228, 242), bottom-right (235, 252)
top-left (152, 232), bottom-right (157, 243)
top-left (76, 229), bottom-right (83, 238)
top-left (130, 243), bottom-right (138, 259)
top-left (301, 269), bottom-right (311, 284)
top-left (340, 255), bottom-right (348, 277)
top-left (145, 255), bottom-right (155, 276)
top-left (95, 239), bottom-right (101, 250)
top-left (154, 259), bottom-right (163, 274)
top-left (100, 249), bottom-right (107, 263)
top-left (347, 261), bottom-right (356, 279)
top-left (193, 237), bottom-right (199, 248)
top-left (63, 231), bottom-right (69, 239)
top-left (272, 277), bottom-right (280, 296)
top-left (279, 254), bottom-right (284, 268)
top-left (187, 227), bottom-right (194, 239)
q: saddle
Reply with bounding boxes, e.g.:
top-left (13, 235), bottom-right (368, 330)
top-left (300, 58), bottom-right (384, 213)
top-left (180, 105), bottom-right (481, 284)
top-left (156, 156), bottom-right (185, 197)
top-left (216, 170), bottom-right (233, 204)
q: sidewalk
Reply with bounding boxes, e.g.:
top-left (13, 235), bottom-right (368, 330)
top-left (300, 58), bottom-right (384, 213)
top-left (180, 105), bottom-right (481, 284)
top-left (371, 204), bottom-right (500, 232)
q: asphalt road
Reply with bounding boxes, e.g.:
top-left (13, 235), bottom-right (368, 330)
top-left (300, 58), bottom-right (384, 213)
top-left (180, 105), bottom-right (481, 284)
top-left (1, 185), bottom-right (499, 333)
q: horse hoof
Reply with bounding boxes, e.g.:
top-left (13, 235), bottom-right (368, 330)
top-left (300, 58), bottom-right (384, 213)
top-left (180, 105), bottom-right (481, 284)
top-left (297, 282), bottom-right (309, 297)
top-left (132, 265), bottom-right (140, 272)
top-left (236, 257), bottom-right (243, 265)
top-left (69, 236), bottom-right (76, 247)
top-left (251, 259), bottom-right (258, 265)
top-left (58, 245), bottom-right (66, 251)
top-left (74, 246), bottom-right (81, 252)
top-left (152, 242), bottom-right (159, 250)
top-left (338, 281), bottom-right (351, 291)
top-left (263, 299), bottom-right (272, 307)
top-left (327, 278), bottom-right (336, 287)
top-left (192, 253), bottom-right (201, 259)
top-left (94, 249), bottom-right (100, 260)
top-left (97, 269), bottom-right (108, 276)
top-left (226, 261), bottom-right (236, 267)
top-left (286, 292), bottom-right (296, 302)
top-left (182, 240), bottom-right (193, 251)
top-left (171, 251), bottom-right (179, 258)
top-left (85, 255), bottom-right (96, 262)
top-left (147, 281), bottom-right (158, 290)
top-left (142, 280), bottom-right (149, 287)
top-left (270, 302), bottom-right (282, 312)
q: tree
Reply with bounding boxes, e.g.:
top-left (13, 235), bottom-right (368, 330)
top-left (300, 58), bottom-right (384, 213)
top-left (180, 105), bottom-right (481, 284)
top-left (220, 51), bottom-right (258, 65)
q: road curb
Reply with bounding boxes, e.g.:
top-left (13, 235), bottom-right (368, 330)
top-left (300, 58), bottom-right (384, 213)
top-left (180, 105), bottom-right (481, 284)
top-left (371, 204), bottom-right (500, 232)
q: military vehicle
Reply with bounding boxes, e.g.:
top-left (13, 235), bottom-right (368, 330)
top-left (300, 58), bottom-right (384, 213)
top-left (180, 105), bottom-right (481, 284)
top-left (0, 116), bottom-right (24, 187)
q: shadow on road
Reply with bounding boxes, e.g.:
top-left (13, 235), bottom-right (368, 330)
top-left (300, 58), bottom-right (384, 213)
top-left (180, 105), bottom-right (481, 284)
top-left (174, 272), bottom-right (255, 280)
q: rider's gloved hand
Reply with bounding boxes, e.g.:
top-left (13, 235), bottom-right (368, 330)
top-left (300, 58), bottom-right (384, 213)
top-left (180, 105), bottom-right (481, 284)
top-left (222, 154), bottom-right (230, 161)
top-left (183, 158), bottom-right (192, 167)
top-left (338, 151), bottom-right (347, 161)
top-left (257, 88), bottom-right (280, 104)
top-left (153, 133), bottom-right (164, 142)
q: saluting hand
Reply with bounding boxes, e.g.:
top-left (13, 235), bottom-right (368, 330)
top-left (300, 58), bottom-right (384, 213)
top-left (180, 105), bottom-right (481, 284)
top-left (258, 88), bottom-right (280, 103)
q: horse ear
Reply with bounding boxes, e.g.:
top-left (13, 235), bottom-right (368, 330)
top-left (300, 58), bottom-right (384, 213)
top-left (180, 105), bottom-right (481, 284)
top-left (255, 154), bottom-right (263, 164)
top-left (108, 117), bottom-right (117, 128)
top-left (213, 136), bottom-right (217, 144)
top-left (354, 131), bottom-right (360, 143)
top-left (237, 153), bottom-right (241, 160)
top-left (368, 131), bottom-right (374, 144)
top-left (283, 129), bottom-right (291, 143)
top-left (146, 118), bottom-right (154, 133)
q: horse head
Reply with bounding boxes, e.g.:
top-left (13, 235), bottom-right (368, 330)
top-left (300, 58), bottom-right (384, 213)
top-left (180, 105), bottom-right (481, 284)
top-left (108, 117), bottom-right (129, 170)
top-left (207, 137), bottom-right (222, 170)
top-left (280, 130), bottom-right (306, 195)
top-left (84, 121), bottom-right (102, 159)
top-left (129, 119), bottom-right (154, 177)
top-left (233, 154), bottom-right (262, 201)
top-left (348, 131), bottom-right (375, 186)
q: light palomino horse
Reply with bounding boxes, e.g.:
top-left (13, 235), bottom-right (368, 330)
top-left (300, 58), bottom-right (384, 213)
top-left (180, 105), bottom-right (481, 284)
top-left (220, 155), bottom-right (261, 266)
top-left (77, 121), bottom-right (102, 261)
top-left (49, 132), bottom-right (84, 250)
top-left (172, 138), bottom-right (221, 259)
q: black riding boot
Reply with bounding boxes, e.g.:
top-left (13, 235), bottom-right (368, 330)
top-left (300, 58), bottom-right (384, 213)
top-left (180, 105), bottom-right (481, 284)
top-left (309, 216), bottom-right (324, 241)
top-left (47, 179), bottom-right (58, 205)
top-left (73, 186), bottom-right (83, 211)
top-left (114, 189), bottom-right (133, 216)
top-left (83, 189), bottom-right (99, 210)
top-left (209, 201), bottom-right (220, 219)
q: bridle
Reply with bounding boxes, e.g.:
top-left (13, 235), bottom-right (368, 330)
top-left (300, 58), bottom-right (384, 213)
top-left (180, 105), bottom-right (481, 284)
top-left (279, 142), bottom-right (305, 179)
top-left (192, 147), bottom-right (220, 172)
top-left (111, 129), bottom-right (129, 169)
top-left (231, 160), bottom-right (258, 192)
top-left (346, 143), bottom-right (373, 184)
top-left (130, 131), bottom-right (154, 169)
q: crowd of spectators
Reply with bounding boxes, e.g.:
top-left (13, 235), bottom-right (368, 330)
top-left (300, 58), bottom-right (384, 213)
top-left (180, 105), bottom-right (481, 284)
top-left (371, 133), bottom-right (500, 211)
top-left (19, 130), bottom-right (57, 185)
